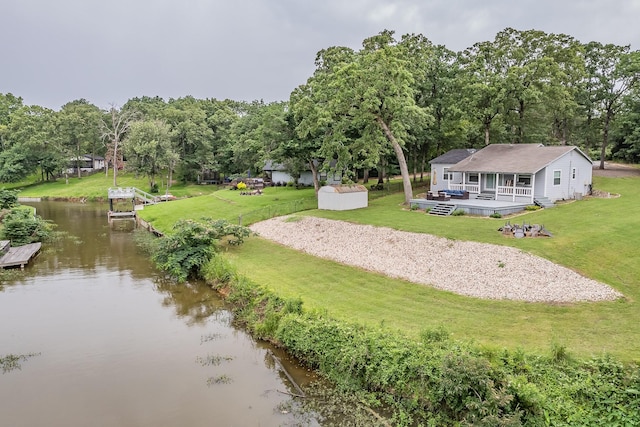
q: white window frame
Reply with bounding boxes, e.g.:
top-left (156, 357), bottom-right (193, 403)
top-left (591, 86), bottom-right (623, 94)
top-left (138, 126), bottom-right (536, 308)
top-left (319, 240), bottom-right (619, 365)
top-left (443, 167), bottom-right (450, 181)
top-left (553, 170), bottom-right (561, 186)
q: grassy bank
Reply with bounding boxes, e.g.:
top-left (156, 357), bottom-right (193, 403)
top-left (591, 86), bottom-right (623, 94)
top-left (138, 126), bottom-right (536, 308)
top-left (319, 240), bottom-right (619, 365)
top-left (12, 171), bottom-right (221, 200)
top-left (218, 176), bottom-right (639, 361)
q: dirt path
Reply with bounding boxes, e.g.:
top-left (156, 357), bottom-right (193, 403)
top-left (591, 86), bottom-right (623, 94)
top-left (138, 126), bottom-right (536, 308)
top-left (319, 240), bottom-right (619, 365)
top-left (593, 162), bottom-right (640, 178)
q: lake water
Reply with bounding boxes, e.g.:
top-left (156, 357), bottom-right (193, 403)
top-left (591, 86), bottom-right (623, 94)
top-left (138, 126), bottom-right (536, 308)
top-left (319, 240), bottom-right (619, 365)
top-left (0, 201), bottom-right (324, 426)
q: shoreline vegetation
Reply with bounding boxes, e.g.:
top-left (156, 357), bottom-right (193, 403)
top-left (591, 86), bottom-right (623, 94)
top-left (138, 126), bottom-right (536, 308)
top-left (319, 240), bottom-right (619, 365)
top-left (6, 170), bottom-right (640, 425)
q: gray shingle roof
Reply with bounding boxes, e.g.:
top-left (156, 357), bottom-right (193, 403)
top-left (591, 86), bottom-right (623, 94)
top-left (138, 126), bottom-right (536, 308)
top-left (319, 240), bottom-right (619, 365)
top-left (448, 144), bottom-right (590, 174)
top-left (429, 148), bottom-right (476, 164)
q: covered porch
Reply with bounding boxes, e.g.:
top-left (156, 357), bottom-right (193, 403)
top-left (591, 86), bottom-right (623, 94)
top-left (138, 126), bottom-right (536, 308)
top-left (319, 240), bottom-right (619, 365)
top-left (446, 172), bottom-right (536, 204)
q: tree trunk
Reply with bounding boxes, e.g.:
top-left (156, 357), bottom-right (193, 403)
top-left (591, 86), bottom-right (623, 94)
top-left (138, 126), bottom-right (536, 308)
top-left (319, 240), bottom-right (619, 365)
top-left (599, 111), bottom-right (613, 170)
top-left (484, 121), bottom-right (491, 146)
top-left (309, 159), bottom-right (320, 196)
top-left (113, 140), bottom-right (119, 186)
top-left (375, 116), bottom-right (412, 205)
top-left (363, 168), bottom-right (369, 184)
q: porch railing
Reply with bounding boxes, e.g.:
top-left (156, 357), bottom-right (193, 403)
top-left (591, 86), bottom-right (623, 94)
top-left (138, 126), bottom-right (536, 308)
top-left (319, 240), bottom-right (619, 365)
top-left (497, 186), bottom-right (532, 197)
top-left (449, 183), bottom-right (479, 193)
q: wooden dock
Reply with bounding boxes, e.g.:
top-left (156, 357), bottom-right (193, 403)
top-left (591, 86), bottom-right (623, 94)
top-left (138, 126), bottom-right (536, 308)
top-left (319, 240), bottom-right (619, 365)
top-left (0, 241), bottom-right (42, 269)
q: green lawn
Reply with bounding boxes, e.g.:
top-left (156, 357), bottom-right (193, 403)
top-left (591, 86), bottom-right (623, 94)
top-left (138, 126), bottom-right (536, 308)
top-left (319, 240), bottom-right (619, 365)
top-left (222, 176), bottom-right (640, 361)
top-left (9, 172), bottom-right (640, 360)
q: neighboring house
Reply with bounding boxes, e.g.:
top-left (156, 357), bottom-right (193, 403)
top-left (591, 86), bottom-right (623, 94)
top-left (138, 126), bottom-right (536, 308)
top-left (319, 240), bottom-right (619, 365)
top-left (262, 160), bottom-right (342, 186)
top-left (439, 144), bottom-right (592, 203)
top-left (429, 148), bottom-right (477, 193)
top-left (67, 155), bottom-right (105, 174)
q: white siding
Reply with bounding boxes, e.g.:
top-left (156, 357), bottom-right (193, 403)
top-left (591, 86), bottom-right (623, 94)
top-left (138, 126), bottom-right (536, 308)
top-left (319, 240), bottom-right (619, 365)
top-left (543, 150), bottom-right (592, 202)
top-left (430, 164), bottom-right (463, 192)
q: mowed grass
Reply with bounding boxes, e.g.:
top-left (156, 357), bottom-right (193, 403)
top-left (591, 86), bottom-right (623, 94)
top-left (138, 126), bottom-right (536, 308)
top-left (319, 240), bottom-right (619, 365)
top-left (138, 185), bottom-right (317, 231)
top-left (221, 176), bottom-right (640, 361)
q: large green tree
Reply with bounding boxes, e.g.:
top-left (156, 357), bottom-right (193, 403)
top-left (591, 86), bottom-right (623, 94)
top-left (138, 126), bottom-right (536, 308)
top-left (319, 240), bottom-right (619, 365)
top-left (56, 99), bottom-right (102, 179)
top-left (295, 31), bottom-right (431, 204)
top-left (581, 42), bottom-right (640, 168)
top-left (0, 104), bottom-right (58, 182)
top-left (125, 120), bottom-right (175, 191)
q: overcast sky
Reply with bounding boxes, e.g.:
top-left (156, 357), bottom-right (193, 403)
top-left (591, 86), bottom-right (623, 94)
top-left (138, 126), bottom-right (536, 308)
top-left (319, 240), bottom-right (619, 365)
top-left (3, 0), bottom-right (639, 110)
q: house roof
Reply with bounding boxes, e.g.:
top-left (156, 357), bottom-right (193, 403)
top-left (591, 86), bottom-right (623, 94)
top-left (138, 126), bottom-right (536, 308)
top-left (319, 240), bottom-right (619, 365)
top-left (263, 160), bottom-right (286, 171)
top-left (448, 144), bottom-right (591, 174)
top-left (429, 148), bottom-right (476, 165)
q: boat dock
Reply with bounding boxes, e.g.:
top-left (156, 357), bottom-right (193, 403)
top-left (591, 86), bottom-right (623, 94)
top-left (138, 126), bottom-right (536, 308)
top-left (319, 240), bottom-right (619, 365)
top-left (0, 240), bottom-right (42, 269)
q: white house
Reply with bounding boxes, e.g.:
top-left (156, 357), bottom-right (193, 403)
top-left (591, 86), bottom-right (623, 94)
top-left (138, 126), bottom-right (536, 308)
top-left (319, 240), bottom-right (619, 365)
top-left (318, 185), bottom-right (368, 210)
top-left (441, 144), bottom-right (592, 203)
top-left (67, 155), bottom-right (105, 174)
top-left (263, 160), bottom-right (342, 186)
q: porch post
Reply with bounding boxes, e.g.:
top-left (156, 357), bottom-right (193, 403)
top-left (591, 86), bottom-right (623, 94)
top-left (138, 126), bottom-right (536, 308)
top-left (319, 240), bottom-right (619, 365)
top-left (495, 173), bottom-right (500, 199)
top-left (530, 174), bottom-right (535, 204)
top-left (462, 173), bottom-right (466, 191)
top-left (512, 178), bottom-right (516, 202)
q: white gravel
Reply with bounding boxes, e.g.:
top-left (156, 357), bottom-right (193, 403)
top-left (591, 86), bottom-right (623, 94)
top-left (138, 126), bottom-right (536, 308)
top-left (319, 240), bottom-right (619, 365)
top-left (249, 216), bottom-right (623, 303)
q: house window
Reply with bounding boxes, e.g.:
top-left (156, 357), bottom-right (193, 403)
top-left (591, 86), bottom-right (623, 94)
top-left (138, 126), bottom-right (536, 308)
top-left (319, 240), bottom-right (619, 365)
top-left (553, 170), bottom-right (561, 186)
top-left (443, 168), bottom-right (450, 180)
top-left (517, 175), bottom-right (531, 186)
top-left (468, 173), bottom-right (479, 183)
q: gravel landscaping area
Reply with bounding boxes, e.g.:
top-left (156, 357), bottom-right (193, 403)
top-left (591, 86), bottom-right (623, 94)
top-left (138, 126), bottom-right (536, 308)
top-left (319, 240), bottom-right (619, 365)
top-left (250, 216), bottom-right (623, 303)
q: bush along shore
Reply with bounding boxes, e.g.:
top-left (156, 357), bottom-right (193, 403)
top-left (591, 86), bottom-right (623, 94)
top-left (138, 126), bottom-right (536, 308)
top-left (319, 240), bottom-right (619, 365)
top-left (201, 253), bottom-right (640, 427)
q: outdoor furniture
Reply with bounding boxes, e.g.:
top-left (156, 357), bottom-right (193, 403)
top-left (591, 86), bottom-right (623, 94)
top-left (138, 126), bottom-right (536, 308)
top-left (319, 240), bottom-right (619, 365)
top-left (442, 189), bottom-right (469, 199)
top-left (437, 192), bottom-right (451, 201)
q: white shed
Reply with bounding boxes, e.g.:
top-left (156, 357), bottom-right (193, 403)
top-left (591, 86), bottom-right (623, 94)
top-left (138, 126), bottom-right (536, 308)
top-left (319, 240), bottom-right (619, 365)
top-left (318, 185), bottom-right (368, 211)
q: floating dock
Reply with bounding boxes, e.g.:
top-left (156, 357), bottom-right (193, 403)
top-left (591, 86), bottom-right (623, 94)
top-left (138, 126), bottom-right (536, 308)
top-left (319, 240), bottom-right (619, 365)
top-left (0, 240), bottom-right (42, 269)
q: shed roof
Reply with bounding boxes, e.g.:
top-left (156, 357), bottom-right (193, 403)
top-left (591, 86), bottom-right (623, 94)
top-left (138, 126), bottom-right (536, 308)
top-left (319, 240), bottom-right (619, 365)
top-left (319, 184), bottom-right (368, 193)
top-left (448, 144), bottom-right (591, 174)
top-left (429, 148), bottom-right (476, 165)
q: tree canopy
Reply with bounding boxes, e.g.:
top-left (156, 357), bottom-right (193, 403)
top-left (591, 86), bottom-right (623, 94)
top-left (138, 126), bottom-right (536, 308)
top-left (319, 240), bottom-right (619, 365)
top-left (2, 27), bottom-right (640, 189)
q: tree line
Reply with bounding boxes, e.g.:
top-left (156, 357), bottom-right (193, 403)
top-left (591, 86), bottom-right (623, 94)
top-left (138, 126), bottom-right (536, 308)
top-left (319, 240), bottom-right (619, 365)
top-left (1, 27), bottom-right (639, 202)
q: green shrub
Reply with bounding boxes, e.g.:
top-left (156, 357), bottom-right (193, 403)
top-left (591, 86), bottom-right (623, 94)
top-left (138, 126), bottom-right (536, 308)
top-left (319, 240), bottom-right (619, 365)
top-left (451, 208), bottom-right (466, 216)
top-left (0, 189), bottom-right (19, 209)
top-left (150, 218), bottom-right (251, 282)
top-left (0, 208), bottom-right (55, 245)
top-left (525, 205), bottom-right (541, 211)
top-left (490, 212), bottom-right (503, 218)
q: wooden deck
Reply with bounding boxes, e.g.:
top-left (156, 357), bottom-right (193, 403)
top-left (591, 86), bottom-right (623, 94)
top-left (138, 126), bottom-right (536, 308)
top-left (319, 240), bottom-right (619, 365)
top-left (0, 242), bottom-right (42, 269)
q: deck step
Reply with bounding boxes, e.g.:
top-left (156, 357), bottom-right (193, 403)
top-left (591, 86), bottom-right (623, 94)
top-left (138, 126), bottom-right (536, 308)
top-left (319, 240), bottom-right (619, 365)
top-left (428, 203), bottom-right (457, 216)
top-left (533, 197), bottom-right (555, 208)
top-left (475, 193), bottom-right (495, 201)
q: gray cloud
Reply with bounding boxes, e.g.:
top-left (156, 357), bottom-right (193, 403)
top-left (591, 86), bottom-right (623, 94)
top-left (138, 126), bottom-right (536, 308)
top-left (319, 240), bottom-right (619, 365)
top-left (2, 0), bottom-right (638, 110)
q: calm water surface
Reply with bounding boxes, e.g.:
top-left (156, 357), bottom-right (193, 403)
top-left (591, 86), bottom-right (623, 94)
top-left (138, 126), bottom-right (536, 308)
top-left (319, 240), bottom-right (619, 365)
top-left (0, 202), bottom-right (320, 427)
